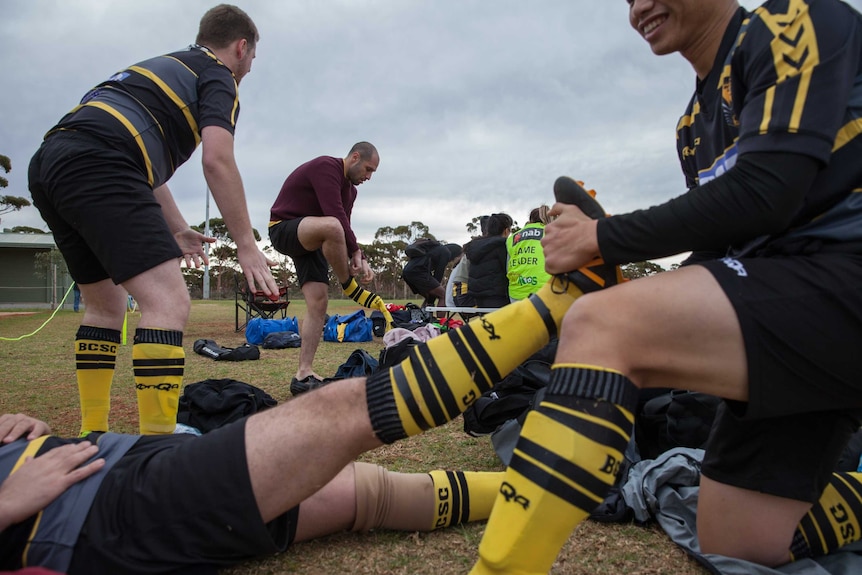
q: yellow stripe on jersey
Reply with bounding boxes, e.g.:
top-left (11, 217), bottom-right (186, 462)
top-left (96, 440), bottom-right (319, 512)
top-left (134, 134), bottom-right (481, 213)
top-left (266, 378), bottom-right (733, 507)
top-left (12, 436), bottom-right (49, 568)
top-left (834, 118), bottom-right (862, 152)
top-left (129, 64), bottom-right (201, 146)
top-left (82, 101), bottom-right (155, 186)
top-left (760, 86), bottom-right (775, 134)
top-left (230, 79), bottom-right (240, 125)
top-left (676, 99), bottom-right (700, 133)
top-left (10, 436), bottom-right (49, 474)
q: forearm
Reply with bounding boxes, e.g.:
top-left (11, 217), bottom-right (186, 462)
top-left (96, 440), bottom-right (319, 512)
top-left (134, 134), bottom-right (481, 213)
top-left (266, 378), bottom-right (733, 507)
top-left (598, 152), bottom-right (820, 264)
top-left (205, 165), bottom-right (257, 250)
top-left (201, 128), bottom-right (258, 251)
top-left (153, 184), bottom-right (190, 235)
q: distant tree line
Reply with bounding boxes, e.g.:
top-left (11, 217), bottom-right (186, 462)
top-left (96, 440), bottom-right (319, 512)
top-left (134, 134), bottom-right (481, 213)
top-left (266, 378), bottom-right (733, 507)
top-left (1, 150), bottom-right (672, 299)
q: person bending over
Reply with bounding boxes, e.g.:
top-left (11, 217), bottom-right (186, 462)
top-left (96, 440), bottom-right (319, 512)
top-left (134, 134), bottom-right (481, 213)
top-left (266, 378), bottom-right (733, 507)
top-left (28, 4), bottom-right (278, 437)
top-left (402, 242), bottom-right (463, 308)
top-left (269, 142), bottom-right (395, 394)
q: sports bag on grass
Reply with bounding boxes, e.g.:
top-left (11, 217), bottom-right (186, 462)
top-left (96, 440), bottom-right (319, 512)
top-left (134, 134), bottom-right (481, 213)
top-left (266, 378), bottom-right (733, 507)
top-left (192, 339), bottom-right (260, 361)
top-left (245, 316), bottom-right (299, 345)
top-left (333, 349), bottom-right (380, 379)
top-left (377, 337), bottom-right (420, 370)
top-left (323, 310), bottom-right (373, 342)
top-left (262, 331), bottom-right (301, 349)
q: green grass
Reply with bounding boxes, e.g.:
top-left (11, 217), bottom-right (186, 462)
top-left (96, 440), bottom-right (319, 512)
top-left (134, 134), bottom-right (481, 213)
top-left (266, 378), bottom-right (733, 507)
top-left (0, 300), bottom-right (709, 574)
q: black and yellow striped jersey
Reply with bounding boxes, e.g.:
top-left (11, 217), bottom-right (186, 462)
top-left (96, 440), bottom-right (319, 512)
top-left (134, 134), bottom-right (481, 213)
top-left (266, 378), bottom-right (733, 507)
top-left (676, 0), bottom-right (862, 250)
top-left (46, 44), bottom-right (240, 189)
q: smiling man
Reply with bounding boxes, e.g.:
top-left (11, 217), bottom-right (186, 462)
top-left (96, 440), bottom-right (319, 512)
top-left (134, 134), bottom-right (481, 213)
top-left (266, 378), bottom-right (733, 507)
top-left (466, 0), bottom-right (862, 572)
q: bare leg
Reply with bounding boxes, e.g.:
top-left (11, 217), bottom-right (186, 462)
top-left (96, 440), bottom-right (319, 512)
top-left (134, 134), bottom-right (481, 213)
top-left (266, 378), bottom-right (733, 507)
top-left (296, 281), bottom-right (328, 381)
top-left (296, 216), bottom-right (351, 283)
top-left (122, 260), bottom-right (192, 433)
top-left (78, 280), bottom-right (129, 332)
top-left (245, 379), bottom-right (381, 523)
top-left (698, 475), bottom-right (810, 566)
top-left (75, 280), bottom-right (129, 433)
top-left (556, 266), bottom-right (748, 398)
top-left (294, 464), bottom-right (357, 541)
top-left (123, 259), bottom-right (191, 332)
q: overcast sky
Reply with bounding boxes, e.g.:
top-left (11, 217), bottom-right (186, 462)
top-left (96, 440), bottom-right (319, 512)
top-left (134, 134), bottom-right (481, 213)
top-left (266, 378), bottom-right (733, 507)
top-left (4, 0), bottom-right (857, 267)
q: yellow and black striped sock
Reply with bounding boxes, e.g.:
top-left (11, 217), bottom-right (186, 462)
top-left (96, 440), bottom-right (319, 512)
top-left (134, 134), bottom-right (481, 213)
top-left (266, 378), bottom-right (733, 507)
top-left (351, 462), bottom-right (503, 533)
top-left (133, 328), bottom-right (184, 435)
top-left (365, 277), bottom-right (584, 443)
top-left (471, 364), bottom-right (638, 575)
top-left (342, 276), bottom-right (394, 330)
top-left (75, 326), bottom-right (121, 435)
top-left (790, 472), bottom-right (862, 560)
top-left (429, 470), bottom-right (504, 530)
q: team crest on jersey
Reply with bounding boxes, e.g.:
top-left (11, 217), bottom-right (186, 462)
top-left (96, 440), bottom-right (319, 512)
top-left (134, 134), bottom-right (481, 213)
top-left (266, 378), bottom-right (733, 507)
top-left (108, 71), bottom-right (131, 83)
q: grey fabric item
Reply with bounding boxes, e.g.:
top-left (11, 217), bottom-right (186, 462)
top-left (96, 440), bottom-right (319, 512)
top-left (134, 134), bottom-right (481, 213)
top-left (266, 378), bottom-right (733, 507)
top-left (620, 447), bottom-right (862, 575)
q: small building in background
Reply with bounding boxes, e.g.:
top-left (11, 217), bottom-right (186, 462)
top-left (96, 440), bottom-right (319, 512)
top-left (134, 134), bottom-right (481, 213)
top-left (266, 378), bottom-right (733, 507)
top-left (0, 232), bottom-right (73, 308)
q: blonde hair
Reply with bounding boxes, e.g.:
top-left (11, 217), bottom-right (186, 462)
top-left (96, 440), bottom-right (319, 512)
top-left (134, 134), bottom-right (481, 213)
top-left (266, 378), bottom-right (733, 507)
top-left (529, 205), bottom-right (553, 225)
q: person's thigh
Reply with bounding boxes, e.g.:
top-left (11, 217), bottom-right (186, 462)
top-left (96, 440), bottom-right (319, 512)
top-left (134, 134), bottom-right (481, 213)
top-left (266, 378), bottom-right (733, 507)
top-left (269, 218), bottom-right (306, 257)
top-left (70, 422), bottom-right (297, 573)
top-left (556, 264), bottom-right (749, 399)
top-left (29, 133), bottom-right (181, 285)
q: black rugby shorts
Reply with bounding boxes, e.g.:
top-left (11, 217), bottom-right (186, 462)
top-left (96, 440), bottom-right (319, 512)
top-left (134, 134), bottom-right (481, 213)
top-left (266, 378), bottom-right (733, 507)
top-left (269, 218), bottom-right (330, 286)
top-left (28, 132), bottom-right (182, 285)
top-left (698, 252), bottom-right (862, 501)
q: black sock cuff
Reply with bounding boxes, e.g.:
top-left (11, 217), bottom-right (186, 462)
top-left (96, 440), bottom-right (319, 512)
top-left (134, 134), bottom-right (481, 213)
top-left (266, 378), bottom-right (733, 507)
top-left (789, 528), bottom-right (811, 560)
top-left (76, 325), bottom-right (122, 344)
top-left (365, 369), bottom-right (407, 444)
top-left (547, 366), bottom-right (638, 409)
top-left (133, 328), bottom-right (183, 347)
top-left (341, 276), bottom-right (355, 290)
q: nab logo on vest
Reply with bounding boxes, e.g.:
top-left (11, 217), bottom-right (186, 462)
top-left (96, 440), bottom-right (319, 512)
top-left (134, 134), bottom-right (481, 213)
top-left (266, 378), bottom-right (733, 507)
top-left (513, 227), bottom-right (543, 245)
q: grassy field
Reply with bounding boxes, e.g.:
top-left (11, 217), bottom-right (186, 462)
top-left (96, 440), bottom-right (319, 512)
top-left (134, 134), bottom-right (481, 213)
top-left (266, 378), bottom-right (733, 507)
top-left (0, 298), bottom-right (709, 575)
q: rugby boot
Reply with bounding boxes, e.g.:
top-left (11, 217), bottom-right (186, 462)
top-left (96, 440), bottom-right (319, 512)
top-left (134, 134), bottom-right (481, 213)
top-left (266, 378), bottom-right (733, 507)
top-left (549, 176), bottom-right (625, 295)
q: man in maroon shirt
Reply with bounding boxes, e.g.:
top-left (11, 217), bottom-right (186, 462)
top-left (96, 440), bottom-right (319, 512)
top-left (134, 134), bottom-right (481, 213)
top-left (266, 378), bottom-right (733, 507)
top-left (269, 142), bottom-right (393, 394)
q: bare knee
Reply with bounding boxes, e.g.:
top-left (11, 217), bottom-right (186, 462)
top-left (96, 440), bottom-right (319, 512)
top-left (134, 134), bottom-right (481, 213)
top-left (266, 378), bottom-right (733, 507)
top-left (135, 287), bottom-right (190, 330)
top-left (557, 292), bottom-right (631, 371)
top-left (302, 283), bottom-right (329, 315)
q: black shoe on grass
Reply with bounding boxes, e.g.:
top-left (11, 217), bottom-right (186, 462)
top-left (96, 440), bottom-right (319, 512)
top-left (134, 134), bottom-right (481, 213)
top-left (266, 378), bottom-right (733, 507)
top-left (290, 375), bottom-right (334, 396)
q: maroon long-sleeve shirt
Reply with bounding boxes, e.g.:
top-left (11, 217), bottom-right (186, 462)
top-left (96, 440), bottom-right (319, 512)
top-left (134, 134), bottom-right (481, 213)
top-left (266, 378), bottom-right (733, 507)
top-left (269, 156), bottom-right (360, 255)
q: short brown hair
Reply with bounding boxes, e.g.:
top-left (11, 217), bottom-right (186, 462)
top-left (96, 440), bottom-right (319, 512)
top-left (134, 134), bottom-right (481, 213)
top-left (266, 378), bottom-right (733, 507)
top-left (348, 141), bottom-right (378, 161)
top-left (196, 4), bottom-right (259, 49)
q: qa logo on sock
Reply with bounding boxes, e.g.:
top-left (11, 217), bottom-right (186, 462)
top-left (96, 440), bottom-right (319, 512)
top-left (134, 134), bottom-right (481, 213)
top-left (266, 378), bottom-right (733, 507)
top-left (500, 482), bottom-right (530, 510)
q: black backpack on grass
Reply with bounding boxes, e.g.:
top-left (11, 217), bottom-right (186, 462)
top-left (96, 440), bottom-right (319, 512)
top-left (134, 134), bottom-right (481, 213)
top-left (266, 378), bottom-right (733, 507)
top-left (462, 340), bottom-right (557, 437)
top-left (377, 337), bottom-right (420, 371)
top-left (177, 378), bottom-right (277, 433)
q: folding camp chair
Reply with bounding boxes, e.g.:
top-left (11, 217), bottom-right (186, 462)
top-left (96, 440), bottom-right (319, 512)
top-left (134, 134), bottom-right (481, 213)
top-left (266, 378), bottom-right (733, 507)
top-left (235, 274), bottom-right (290, 332)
